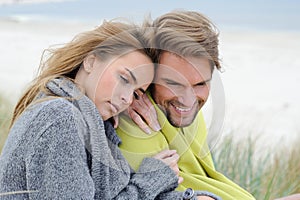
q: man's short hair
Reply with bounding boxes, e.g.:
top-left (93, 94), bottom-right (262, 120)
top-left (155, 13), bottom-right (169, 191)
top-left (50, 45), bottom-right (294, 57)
top-left (152, 10), bottom-right (221, 71)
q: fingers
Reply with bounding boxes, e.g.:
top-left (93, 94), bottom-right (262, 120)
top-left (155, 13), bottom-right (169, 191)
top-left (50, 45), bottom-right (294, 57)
top-left (162, 153), bottom-right (180, 167)
top-left (140, 93), bottom-right (161, 131)
top-left (153, 149), bottom-right (183, 183)
top-left (197, 196), bottom-right (215, 200)
top-left (153, 149), bottom-right (177, 160)
top-left (178, 176), bottom-right (184, 184)
top-left (129, 91), bottom-right (161, 134)
top-left (128, 107), bottom-right (152, 134)
top-left (113, 115), bottom-right (119, 128)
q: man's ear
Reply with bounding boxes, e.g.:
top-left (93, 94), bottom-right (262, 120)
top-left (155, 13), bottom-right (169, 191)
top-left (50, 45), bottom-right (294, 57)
top-left (83, 54), bottom-right (96, 73)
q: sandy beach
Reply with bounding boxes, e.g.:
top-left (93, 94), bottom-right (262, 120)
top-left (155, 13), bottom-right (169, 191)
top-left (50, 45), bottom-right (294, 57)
top-left (0, 18), bottom-right (96, 99)
top-left (0, 18), bottom-right (299, 150)
top-left (219, 29), bottom-right (300, 149)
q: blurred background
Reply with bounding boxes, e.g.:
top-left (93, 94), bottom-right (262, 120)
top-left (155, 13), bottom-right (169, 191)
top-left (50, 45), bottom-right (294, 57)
top-left (0, 1), bottom-right (299, 198)
top-left (1, 0), bottom-right (299, 147)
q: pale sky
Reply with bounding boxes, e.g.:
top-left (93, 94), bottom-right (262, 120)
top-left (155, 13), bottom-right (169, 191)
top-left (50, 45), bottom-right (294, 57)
top-left (0, 0), bottom-right (299, 30)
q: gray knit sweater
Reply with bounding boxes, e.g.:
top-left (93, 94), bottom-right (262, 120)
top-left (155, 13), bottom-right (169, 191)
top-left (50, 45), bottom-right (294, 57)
top-left (0, 78), bottom-right (185, 199)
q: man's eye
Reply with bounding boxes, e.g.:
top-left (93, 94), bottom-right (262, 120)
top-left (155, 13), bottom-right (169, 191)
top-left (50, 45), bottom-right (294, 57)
top-left (196, 82), bottom-right (207, 87)
top-left (166, 81), bottom-right (180, 86)
top-left (120, 75), bottom-right (129, 84)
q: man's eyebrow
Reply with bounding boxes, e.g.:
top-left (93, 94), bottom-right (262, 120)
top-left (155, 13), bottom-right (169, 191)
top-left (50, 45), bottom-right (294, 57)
top-left (194, 77), bottom-right (212, 86)
top-left (125, 68), bottom-right (137, 83)
top-left (162, 77), bottom-right (212, 86)
top-left (162, 78), bottom-right (183, 85)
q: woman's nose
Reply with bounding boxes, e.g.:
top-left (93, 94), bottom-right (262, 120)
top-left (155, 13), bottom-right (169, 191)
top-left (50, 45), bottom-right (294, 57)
top-left (121, 92), bottom-right (133, 105)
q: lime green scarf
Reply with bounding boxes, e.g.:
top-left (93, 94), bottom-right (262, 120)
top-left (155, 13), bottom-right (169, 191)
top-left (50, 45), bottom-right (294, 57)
top-left (116, 95), bottom-right (255, 200)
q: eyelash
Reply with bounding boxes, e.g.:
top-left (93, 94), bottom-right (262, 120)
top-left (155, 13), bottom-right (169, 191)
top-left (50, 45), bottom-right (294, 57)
top-left (120, 75), bottom-right (139, 99)
top-left (120, 75), bottom-right (129, 84)
top-left (166, 81), bottom-right (207, 87)
top-left (166, 81), bottom-right (180, 86)
top-left (196, 83), bottom-right (205, 86)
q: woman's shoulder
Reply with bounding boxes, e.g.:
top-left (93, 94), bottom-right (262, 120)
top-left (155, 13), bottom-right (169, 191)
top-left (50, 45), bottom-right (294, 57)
top-left (29, 97), bottom-right (81, 119)
top-left (5, 98), bottom-right (85, 158)
top-left (13, 97), bottom-right (84, 134)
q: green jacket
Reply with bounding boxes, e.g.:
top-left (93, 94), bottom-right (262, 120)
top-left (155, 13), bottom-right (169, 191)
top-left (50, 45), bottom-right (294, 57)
top-left (117, 93), bottom-right (255, 200)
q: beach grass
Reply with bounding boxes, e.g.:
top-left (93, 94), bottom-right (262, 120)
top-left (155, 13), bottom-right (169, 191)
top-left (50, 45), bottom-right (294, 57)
top-left (0, 94), bottom-right (13, 154)
top-left (213, 132), bottom-right (300, 200)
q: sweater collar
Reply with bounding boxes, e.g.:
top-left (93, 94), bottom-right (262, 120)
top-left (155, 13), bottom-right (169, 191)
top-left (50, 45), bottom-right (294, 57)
top-left (46, 77), bottom-right (121, 145)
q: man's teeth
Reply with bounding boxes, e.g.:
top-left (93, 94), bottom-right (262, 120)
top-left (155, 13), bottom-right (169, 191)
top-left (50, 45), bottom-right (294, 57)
top-left (174, 106), bottom-right (192, 112)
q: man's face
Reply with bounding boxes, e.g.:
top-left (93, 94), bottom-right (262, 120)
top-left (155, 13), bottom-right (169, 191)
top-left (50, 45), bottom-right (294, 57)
top-left (152, 52), bottom-right (212, 127)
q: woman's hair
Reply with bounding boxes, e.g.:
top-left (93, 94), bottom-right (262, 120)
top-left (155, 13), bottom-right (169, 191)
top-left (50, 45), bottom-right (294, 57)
top-left (151, 10), bottom-right (221, 70)
top-left (11, 20), bottom-right (154, 126)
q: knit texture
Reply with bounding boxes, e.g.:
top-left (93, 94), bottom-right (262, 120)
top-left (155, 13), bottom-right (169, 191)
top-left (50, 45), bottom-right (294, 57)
top-left (0, 78), bottom-right (182, 199)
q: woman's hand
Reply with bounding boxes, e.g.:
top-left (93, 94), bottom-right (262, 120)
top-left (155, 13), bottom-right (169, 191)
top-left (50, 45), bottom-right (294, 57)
top-left (196, 196), bottom-right (215, 200)
top-left (127, 91), bottom-right (161, 134)
top-left (153, 149), bottom-right (183, 184)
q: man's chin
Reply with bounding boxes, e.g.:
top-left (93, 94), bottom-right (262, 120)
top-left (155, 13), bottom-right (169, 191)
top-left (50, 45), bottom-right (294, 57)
top-left (168, 117), bottom-right (194, 128)
top-left (166, 108), bottom-right (199, 128)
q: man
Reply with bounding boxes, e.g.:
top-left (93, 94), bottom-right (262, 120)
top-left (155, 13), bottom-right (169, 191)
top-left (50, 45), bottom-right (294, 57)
top-left (116, 10), bottom-right (255, 200)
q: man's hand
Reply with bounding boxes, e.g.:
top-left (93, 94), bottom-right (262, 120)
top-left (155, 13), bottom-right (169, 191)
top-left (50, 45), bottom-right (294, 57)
top-left (153, 149), bottom-right (183, 184)
top-left (128, 91), bottom-right (161, 134)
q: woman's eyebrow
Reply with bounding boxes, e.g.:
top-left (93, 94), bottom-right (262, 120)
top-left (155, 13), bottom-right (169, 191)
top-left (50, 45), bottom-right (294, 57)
top-left (125, 68), bottom-right (137, 83)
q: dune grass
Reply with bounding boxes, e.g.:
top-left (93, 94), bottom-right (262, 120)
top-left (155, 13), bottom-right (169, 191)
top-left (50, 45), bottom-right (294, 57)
top-left (212, 132), bottom-right (300, 200)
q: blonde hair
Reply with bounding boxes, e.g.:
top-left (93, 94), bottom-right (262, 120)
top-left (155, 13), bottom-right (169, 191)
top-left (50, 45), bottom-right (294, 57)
top-left (11, 20), bottom-right (154, 126)
top-left (152, 10), bottom-right (221, 70)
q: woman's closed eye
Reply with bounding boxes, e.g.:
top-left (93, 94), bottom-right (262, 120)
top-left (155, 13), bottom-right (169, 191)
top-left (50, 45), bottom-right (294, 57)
top-left (120, 75), bottom-right (130, 84)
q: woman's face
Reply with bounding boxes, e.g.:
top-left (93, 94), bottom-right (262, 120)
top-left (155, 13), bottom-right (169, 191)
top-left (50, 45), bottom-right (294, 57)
top-left (80, 51), bottom-right (154, 121)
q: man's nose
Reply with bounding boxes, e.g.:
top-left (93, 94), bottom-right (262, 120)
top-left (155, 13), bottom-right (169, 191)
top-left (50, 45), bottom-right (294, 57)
top-left (177, 87), bottom-right (197, 107)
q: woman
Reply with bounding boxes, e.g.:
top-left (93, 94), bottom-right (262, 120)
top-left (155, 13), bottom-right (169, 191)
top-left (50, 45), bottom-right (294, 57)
top-left (0, 20), bottom-right (182, 199)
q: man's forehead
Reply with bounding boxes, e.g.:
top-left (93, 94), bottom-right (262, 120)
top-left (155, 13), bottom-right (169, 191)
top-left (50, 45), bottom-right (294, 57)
top-left (157, 52), bottom-right (212, 82)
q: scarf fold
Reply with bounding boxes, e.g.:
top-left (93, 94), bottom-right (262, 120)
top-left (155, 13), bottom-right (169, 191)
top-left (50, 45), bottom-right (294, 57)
top-left (117, 92), bottom-right (255, 200)
top-left (45, 78), bottom-right (130, 198)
